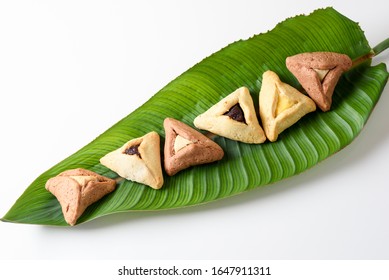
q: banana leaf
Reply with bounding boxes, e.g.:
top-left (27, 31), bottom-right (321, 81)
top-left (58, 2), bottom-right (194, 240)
top-left (2, 7), bottom-right (388, 226)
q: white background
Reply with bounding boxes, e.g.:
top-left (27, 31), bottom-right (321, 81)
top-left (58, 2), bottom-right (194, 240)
top-left (0, 0), bottom-right (388, 261)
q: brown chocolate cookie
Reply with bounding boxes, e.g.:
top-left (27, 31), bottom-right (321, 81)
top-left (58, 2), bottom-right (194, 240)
top-left (45, 168), bottom-right (116, 226)
top-left (286, 52), bottom-right (352, 111)
top-left (164, 118), bottom-right (224, 176)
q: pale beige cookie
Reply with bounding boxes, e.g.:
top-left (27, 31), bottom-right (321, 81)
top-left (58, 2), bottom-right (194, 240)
top-left (100, 131), bottom-right (164, 189)
top-left (286, 52), bottom-right (352, 111)
top-left (45, 168), bottom-right (116, 226)
top-left (164, 118), bottom-right (224, 176)
top-left (193, 87), bottom-right (266, 144)
top-left (259, 70), bottom-right (316, 142)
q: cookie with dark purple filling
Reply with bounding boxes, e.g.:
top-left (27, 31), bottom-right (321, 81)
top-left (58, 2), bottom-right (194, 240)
top-left (193, 87), bottom-right (266, 144)
top-left (100, 131), bottom-right (164, 189)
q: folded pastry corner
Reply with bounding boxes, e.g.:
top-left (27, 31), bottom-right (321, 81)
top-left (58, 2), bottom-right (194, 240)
top-left (164, 118), bottom-right (224, 176)
top-left (193, 87), bottom-right (266, 144)
top-left (286, 51), bottom-right (352, 111)
top-left (100, 131), bottom-right (164, 190)
top-left (45, 168), bottom-right (116, 226)
top-left (259, 70), bottom-right (316, 142)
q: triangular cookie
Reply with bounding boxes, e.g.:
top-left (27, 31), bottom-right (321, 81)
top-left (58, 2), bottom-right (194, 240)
top-left (259, 70), bottom-right (316, 142)
top-left (286, 52), bottom-right (352, 111)
top-left (193, 87), bottom-right (266, 144)
top-left (163, 118), bottom-right (224, 176)
top-left (45, 168), bottom-right (116, 226)
top-left (100, 131), bottom-right (164, 189)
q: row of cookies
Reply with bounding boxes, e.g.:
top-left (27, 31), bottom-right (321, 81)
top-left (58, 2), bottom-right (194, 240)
top-left (45, 51), bottom-right (352, 225)
top-left (194, 52), bottom-right (352, 143)
top-left (100, 117), bottom-right (225, 189)
top-left (45, 118), bottom-right (225, 225)
top-left (194, 71), bottom-right (315, 143)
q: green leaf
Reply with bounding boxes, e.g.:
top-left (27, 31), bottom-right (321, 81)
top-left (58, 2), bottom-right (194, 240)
top-left (2, 7), bottom-right (388, 226)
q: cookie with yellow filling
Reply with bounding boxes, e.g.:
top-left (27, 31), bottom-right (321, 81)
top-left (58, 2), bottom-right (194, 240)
top-left (193, 87), bottom-right (266, 144)
top-left (100, 131), bottom-right (164, 189)
top-left (259, 70), bottom-right (316, 142)
top-left (286, 52), bottom-right (352, 111)
top-left (45, 168), bottom-right (116, 226)
top-left (164, 118), bottom-right (224, 176)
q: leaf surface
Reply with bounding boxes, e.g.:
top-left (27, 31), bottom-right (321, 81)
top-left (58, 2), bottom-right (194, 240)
top-left (2, 7), bottom-right (388, 226)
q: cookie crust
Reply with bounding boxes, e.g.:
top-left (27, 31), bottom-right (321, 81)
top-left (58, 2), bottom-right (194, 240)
top-left (193, 87), bottom-right (266, 143)
top-left (164, 118), bottom-right (224, 176)
top-left (45, 168), bottom-right (116, 226)
top-left (286, 52), bottom-right (352, 111)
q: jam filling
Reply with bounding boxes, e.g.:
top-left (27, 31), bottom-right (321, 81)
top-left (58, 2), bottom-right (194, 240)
top-left (224, 103), bottom-right (246, 123)
top-left (124, 144), bottom-right (141, 158)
